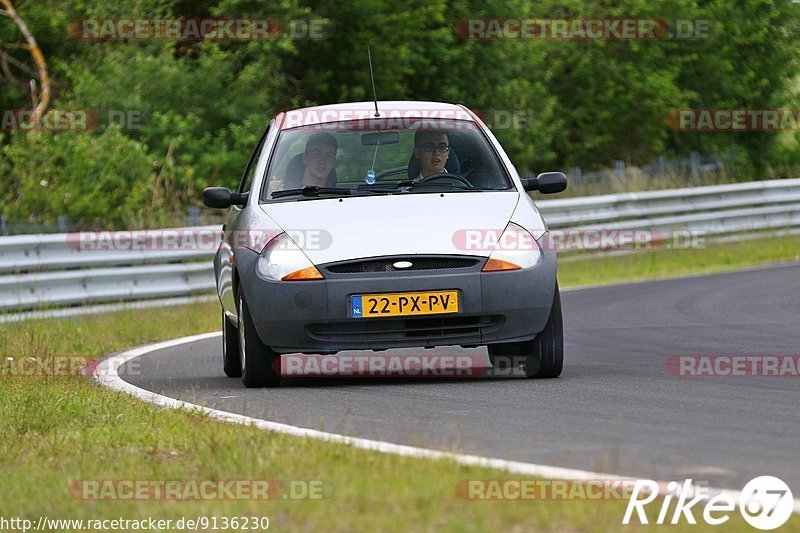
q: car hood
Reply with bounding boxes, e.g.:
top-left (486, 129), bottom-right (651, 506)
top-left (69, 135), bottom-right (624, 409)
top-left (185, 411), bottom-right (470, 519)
top-left (261, 192), bottom-right (520, 265)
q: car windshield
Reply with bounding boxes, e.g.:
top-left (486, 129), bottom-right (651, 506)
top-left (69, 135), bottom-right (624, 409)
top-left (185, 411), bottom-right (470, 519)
top-left (260, 118), bottom-right (513, 202)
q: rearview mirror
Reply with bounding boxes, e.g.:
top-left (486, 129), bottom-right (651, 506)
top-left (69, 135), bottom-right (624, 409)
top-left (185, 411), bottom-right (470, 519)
top-left (202, 187), bottom-right (248, 209)
top-left (362, 132), bottom-right (400, 145)
top-left (522, 172), bottom-right (568, 194)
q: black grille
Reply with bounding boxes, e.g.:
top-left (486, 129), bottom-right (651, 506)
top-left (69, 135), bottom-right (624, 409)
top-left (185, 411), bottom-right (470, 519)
top-left (326, 257), bottom-right (479, 274)
top-left (307, 315), bottom-right (504, 343)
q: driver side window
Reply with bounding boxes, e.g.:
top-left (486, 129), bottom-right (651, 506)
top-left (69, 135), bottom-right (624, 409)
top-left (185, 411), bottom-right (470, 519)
top-left (238, 126), bottom-right (270, 193)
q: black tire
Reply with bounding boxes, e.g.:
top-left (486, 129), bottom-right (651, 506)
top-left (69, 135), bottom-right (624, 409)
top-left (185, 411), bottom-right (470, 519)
top-left (488, 283), bottom-right (564, 378)
top-left (237, 289), bottom-right (281, 388)
top-left (222, 310), bottom-right (242, 377)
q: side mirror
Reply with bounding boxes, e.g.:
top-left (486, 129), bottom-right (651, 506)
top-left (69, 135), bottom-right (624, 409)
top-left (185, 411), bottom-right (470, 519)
top-left (202, 187), bottom-right (248, 209)
top-left (522, 172), bottom-right (568, 194)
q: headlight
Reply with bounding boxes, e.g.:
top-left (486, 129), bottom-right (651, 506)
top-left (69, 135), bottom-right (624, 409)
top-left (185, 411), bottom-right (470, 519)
top-left (482, 222), bottom-right (542, 272)
top-left (256, 233), bottom-right (324, 281)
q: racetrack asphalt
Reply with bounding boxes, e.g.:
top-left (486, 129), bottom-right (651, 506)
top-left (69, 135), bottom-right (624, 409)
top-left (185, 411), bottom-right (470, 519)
top-left (119, 263), bottom-right (800, 491)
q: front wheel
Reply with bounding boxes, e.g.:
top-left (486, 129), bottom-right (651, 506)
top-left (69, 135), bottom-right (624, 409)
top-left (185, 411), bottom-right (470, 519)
top-left (488, 283), bottom-right (564, 378)
top-left (222, 310), bottom-right (242, 377)
top-left (237, 289), bottom-right (281, 388)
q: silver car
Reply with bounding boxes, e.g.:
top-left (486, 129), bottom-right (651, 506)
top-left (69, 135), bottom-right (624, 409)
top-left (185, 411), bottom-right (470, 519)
top-left (203, 101), bottom-right (568, 387)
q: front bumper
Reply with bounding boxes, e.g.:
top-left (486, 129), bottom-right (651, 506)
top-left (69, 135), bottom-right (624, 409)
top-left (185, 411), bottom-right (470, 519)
top-left (235, 249), bottom-right (557, 353)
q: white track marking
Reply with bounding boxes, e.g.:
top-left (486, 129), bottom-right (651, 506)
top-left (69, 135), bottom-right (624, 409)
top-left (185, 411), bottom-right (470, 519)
top-left (95, 332), bottom-right (800, 515)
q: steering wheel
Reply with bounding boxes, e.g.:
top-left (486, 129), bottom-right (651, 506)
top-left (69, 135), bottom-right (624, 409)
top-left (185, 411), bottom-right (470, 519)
top-left (376, 166), bottom-right (408, 181)
top-left (416, 173), bottom-right (475, 189)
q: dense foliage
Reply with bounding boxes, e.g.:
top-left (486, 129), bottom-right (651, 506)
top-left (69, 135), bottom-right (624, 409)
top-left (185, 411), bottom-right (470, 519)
top-left (1, 0), bottom-right (798, 225)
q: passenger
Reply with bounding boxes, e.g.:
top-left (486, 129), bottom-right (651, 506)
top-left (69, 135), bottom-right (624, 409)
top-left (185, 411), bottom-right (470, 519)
top-left (297, 132), bottom-right (338, 187)
top-left (270, 132), bottom-right (338, 193)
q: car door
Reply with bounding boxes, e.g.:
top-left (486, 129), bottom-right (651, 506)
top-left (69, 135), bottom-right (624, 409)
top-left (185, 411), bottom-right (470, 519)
top-left (217, 123), bottom-right (272, 318)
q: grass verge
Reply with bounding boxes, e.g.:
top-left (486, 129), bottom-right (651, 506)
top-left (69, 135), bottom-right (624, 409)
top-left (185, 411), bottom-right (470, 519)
top-left (558, 233), bottom-right (800, 287)
top-left (1, 238), bottom-right (798, 531)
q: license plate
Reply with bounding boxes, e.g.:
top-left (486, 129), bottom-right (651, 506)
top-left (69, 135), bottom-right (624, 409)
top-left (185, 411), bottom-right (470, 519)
top-left (351, 290), bottom-right (459, 318)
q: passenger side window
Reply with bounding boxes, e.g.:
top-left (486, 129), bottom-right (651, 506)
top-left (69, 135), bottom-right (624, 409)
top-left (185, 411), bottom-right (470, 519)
top-left (238, 126), bottom-right (270, 193)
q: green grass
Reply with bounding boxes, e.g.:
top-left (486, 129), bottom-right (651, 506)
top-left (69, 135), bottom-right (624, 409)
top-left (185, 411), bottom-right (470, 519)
top-left (1, 237), bottom-right (799, 531)
top-left (558, 233), bottom-right (800, 287)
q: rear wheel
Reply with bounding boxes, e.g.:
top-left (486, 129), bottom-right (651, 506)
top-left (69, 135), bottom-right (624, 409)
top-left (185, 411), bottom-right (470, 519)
top-left (222, 310), bottom-right (242, 377)
top-left (238, 289), bottom-right (281, 388)
top-left (488, 283), bottom-right (563, 378)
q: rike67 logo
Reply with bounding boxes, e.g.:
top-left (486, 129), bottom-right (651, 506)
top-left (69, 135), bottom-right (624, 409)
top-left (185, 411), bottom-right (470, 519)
top-left (623, 476), bottom-right (794, 530)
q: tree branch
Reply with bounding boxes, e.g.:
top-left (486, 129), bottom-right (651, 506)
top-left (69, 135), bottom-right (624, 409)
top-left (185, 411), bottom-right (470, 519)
top-left (0, 47), bottom-right (35, 77)
top-left (0, 0), bottom-right (50, 125)
top-left (0, 51), bottom-right (13, 82)
top-left (0, 41), bottom-right (30, 49)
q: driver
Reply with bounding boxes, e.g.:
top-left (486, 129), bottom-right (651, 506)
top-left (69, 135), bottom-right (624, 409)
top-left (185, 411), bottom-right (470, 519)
top-left (412, 130), bottom-right (450, 181)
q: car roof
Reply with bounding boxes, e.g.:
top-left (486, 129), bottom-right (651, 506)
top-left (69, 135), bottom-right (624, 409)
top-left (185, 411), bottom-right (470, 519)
top-left (278, 101), bottom-right (477, 130)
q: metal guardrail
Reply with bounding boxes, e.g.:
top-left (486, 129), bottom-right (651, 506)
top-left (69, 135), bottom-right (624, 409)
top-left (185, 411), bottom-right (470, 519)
top-left (540, 179), bottom-right (800, 252)
top-left (0, 263), bottom-right (214, 312)
top-left (538, 178), bottom-right (800, 226)
top-left (0, 226), bottom-right (220, 274)
top-left (1, 179), bottom-right (798, 313)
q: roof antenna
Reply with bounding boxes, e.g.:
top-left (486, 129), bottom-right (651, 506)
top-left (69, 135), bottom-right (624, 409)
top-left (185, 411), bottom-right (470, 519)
top-left (368, 47), bottom-right (380, 117)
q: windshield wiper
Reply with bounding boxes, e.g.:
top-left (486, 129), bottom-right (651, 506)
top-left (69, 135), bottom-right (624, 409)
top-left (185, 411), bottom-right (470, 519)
top-left (272, 186), bottom-right (353, 199)
top-left (356, 181), bottom-right (408, 192)
top-left (401, 181), bottom-right (485, 192)
top-left (357, 180), bottom-right (488, 194)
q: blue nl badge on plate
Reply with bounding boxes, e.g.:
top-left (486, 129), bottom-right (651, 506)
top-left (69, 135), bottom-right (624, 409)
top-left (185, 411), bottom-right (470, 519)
top-left (352, 295), bottom-right (363, 318)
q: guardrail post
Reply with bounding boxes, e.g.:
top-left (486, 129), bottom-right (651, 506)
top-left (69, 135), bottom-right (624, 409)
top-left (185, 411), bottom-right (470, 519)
top-left (690, 151), bottom-right (701, 186)
top-left (0, 215), bottom-right (6, 236)
top-left (57, 215), bottom-right (69, 232)
top-left (613, 160), bottom-right (625, 190)
top-left (188, 206), bottom-right (201, 226)
top-left (570, 167), bottom-right (582, 193)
